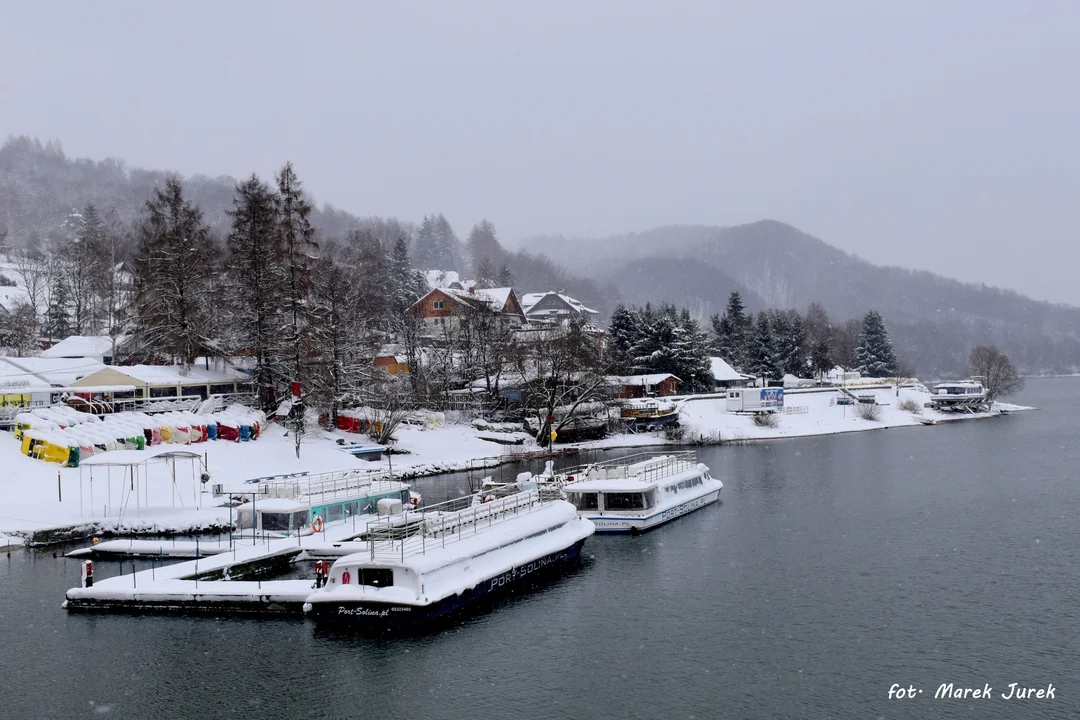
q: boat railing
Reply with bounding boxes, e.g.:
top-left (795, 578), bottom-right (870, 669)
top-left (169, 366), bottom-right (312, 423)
top-left (247, 467), bottom-right (393, 503)
top-left (365, 489), bottom-right (545, 562)
top-left (554, 450), bottom-right (699, 485)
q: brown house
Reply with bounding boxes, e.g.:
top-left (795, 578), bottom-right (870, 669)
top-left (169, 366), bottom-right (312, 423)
top-left (607, 373), bottom-right (682, 399)
top-left (410, 286), bottom-right (527, 334)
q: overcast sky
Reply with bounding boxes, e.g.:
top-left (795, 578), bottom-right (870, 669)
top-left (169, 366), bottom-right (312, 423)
top-left (2, 1), bottom-right (1078, 304)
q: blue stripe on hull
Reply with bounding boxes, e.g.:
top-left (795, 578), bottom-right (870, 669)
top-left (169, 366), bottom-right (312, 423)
top-left (308, 539), bottom-right (586, 626)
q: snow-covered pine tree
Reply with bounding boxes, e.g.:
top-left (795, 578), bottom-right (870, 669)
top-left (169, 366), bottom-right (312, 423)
top-left (433, 214), bottom-right (463, 271)
top-left (606, 304), bottom-right (641, 373)
top-left (855, 310), bottom-right (898, 377)
top-left (225, 174), bottom-right (282, 410)
top-left (57, 205), bottom-right (107, 334)
top-left (746, 311), bottom-right (780, 382)
top-left (474, 256), bottom-right (497, 288)
top-left (274, 162), bottom-right (319, 395)
top-left (44, 275), bottom-right (72, 341)
top-left (676, 308), bottom-right (714, 392)
top-left (497, 263), bottom-right (515, 287)
top-left (811, 338), bottom-right (833, 381)
top-left (131, 178), bottom-right (216, 365)
top-left (466, 220), bottom-right (502, 277)
top-left (388, 236), bottom-right (422, 321)
top-left (770, 309), bottom-right (808, 377)
top-left (712, 291), bottom-right (750, 370)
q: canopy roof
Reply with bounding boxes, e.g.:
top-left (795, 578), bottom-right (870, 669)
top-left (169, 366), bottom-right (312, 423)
top-left (80, 447), bottom-right (203, 467)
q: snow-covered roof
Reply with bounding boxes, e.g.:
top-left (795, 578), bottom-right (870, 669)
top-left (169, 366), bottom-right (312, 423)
top-left (41, 335), bottom-right (128, 359)
top-left (80, 447), bottom-right (203, 467)
top-left (607, 373), bottom-right (682, 386)
top-left (75, 364), bottom-right (250, 387)
top-left (708, 356), bottom-right (742, 382)
top-left (0, 356), bottom-right (107, 386)
top-left (0, 359), bottom-right (52, 391)
top-left (520, 291), bottom-right (598, 316)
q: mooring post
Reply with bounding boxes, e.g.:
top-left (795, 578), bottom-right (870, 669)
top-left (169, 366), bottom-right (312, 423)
top-left (57, 472), bottom-right (62, 503)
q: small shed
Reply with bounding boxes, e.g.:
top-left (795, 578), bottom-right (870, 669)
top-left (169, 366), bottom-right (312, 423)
top-left (709, 357), bottom-right (750, 390)
top-left (607, 373), bottom-right (682, 399)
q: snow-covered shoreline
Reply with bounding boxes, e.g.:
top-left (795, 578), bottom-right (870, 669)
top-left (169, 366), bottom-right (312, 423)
top-left (0, 387), bottom-right (1031, 544)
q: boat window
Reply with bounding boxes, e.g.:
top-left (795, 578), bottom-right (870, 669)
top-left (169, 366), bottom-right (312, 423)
top-left (327, 503), bottom-right (345, 522)
top-left (360, 497), bottom-right (375, 514)
top-left (643, 489), bottom-right (659, 508)
top-left (343, 501), bottom-right (359, 517)
top-left (260, 512), bottom-right (291, 532)
top-left (359, 568), bottom-right (394, 588)
top-left (291, 510), bottom-right (309, 529)
top-left (603, 492), bottom-right (646, 511)
top-left (568, 492), bottom-right (598, 511)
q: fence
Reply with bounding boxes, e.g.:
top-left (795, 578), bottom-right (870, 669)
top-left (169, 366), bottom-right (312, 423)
top-left (553, 450), bottom-right (698, 485)
top-left (782, 405), bottom-right (810, 415)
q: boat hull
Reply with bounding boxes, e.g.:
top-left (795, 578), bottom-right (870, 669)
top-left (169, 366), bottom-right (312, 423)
top-left (586, 487), bottom-right (721, 533)
top-left (305, 538), bottom-right (586, 626)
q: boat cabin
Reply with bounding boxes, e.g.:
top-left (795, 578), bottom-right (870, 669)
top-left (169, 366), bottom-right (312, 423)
top-left (236, 500), bottom-right (311, 534)
top-left (933, 382), bottom-right (985, 397)
top-left (564, 473), bottom-right (708, 515)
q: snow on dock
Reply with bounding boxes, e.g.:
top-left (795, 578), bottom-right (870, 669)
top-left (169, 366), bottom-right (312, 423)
top-left (63, 519), bottom-right (365, 615)
top-left (67, 539), bottom-right (230, 559)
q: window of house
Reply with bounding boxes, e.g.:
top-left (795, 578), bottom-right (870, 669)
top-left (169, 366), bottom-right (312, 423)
top-left (433, 300), bottom-right (444, 310)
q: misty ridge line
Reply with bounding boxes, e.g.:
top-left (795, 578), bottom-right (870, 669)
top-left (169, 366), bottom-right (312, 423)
top-left (3, 135), bottom-right (1080, 376)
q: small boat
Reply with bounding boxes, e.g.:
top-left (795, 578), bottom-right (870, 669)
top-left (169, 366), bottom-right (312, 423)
top-left (303, 490), bottom-right (595, 626)
top-left (557, 452), bottom-right (722, 533)
top-left (620, 400), bottom-right (680, 431)
top-left (928, 381), bottom-right (990, 413)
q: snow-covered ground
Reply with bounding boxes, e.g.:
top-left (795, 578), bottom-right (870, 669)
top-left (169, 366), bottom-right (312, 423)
top-left (0, 388), bottom-right (1030, 543)
top-left (680, 386), bottom-right (1026, 442)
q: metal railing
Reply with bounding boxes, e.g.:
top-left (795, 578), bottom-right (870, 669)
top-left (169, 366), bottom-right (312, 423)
top-left (553, 450), bottom-right (698, 485)
top-left (248, 467), bottom-right (395, 503)
top-left (365, 489), bottom-right (546, 562)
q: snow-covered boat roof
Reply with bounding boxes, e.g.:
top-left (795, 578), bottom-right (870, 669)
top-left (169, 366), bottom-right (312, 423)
top-left (562, 477), bottom-right (655, 492)
top-left (709, 356), bottom-right (742, 381)
top-left (242, 499), bottom-right (309, 513)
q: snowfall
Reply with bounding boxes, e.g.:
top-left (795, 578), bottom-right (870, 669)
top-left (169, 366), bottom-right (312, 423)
top-left (0, 385), bottom-right (1029, 548)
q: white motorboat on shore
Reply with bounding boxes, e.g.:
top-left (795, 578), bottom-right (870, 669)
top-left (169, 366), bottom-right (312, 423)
top-left (303, 489), bottom-right (595, 626)
top-left (556, 452), bottom-right (722, 533)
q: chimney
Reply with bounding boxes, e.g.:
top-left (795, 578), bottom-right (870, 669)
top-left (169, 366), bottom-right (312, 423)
top-left (469, 286), bottom-right (475, 294)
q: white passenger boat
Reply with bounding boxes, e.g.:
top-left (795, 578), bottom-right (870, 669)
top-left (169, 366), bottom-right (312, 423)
top-left (303, 489), bottom-right (594, 626)
top-left (557, 452), bottom-right (722, 533)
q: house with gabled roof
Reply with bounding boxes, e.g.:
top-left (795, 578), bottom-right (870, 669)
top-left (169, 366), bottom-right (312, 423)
top-left (409, 286), bottom-right (527, 335)
top-left (520, 291), bottom-right (599, 326)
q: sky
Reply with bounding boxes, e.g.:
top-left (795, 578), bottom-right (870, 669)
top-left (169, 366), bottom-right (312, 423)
top-left (2, 1), bottom-right (1079, 304)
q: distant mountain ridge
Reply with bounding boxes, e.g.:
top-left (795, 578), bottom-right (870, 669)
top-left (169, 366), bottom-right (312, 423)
top-left (521, 221), bottom-right (1080, 375)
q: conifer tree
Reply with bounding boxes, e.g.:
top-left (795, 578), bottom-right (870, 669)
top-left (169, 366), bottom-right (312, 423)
top-left (855, 310), bottom-right (897, 377)
top-left (712, 291), bottom-right (750, 370)
top-left (132, 177), bottom-right (216, 365)
top-left (606, 304), bottom-right (640, 373)
top-left (747, 311), bottom-right (780, 383)
top-left (225, 175), bottom-right (282, 409)
top-left (497, 263), bottom-right (515, 287)
top-left (44, 275), bottom-right (72, 341)
top-left (770, 309), bottom-right (809, 377)
top-left (274, 162), bottom-right (318, 392)
top-left (388, 236), bottom-right (422, 320)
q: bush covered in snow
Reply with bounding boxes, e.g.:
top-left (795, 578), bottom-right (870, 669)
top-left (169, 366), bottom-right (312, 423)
top-left (854, 402), bottom-right (882, 422)
top-left (898, 398), bottom-right (922, 414)
top-left (751, 412), bottom-right (779, 428)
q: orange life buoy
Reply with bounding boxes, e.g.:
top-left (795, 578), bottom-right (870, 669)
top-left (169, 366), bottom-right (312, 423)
top-left (312, 516), bottom-right (324, 533)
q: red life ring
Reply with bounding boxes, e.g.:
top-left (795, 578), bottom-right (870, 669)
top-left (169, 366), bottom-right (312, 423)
top-left (312, 516), bottom-right (324, 533)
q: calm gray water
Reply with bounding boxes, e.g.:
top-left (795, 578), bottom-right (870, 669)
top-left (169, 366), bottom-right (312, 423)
top-left (2, 379), bottom-right (1078, 719)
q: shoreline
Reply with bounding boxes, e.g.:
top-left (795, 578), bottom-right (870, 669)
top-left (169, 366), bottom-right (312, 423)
top-left (0, 390), bottom-right (1033, 546)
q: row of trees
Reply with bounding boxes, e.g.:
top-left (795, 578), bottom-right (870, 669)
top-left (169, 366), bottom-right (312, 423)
top-left (607, 304), bottom-right (714, 392)
top-left (711, 292), bottom-right (900, 381)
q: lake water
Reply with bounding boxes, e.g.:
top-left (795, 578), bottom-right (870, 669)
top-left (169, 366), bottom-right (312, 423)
top-left (2, 379), bottom-right (1077, 719)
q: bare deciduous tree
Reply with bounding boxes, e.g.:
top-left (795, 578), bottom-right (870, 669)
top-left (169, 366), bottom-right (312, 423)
top-left (969, 345), bottom-right (1024, 401)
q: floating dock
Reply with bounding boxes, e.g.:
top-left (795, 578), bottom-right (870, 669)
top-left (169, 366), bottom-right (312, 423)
top-left (63, 523), bottom-right (362, 616)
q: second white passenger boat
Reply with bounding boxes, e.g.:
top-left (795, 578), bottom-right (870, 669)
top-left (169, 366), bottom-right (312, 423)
top-left (557, 452), bottom-right (722, 533)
